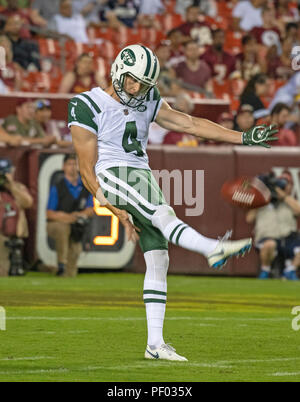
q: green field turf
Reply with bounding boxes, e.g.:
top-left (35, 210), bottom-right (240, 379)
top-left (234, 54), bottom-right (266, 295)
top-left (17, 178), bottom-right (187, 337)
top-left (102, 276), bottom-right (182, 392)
top-left (0, 272), bottom-right (299, 382)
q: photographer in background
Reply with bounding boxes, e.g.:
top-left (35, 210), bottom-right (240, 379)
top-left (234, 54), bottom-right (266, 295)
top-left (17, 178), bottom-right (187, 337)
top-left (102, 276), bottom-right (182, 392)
top-left (0, 158), bottom-right (33, 276)
top-left (246, 171), bottom-right (300, 280)
top-left (46, 154), bottom-right (94, 277)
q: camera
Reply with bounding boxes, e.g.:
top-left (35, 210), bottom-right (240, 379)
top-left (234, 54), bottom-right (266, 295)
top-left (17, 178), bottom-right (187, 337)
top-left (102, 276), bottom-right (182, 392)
top-left (0, 158), bottom-right (12, 187)
top-left (5, 237), bottom-right (26, 276)
top-left (70, 216), bottom-right (89, 242)
top-left (258, 172), bottom-right (288, 203)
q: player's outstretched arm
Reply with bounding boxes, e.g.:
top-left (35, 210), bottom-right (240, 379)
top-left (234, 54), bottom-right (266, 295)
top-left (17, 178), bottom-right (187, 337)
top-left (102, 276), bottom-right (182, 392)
top-left (155, 100), bottom-right (278, 147)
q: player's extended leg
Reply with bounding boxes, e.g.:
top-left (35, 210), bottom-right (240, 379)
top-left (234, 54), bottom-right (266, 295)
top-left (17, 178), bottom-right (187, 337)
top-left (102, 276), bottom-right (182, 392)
top-left (143, 249), bottom-right (187, 361)
top-left (151, 205), bottom-right (252, 269)
top-left (98, 167), bottom-right (252, 269)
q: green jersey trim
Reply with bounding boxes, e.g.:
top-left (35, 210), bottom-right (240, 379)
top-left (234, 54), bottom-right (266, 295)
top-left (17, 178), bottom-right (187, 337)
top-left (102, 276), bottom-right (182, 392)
top-left (80, 93), bottom-right (101, 114)
top-left (151, 87), bottom-right (162, 122)
top-left (68, 122), bottom-right (97, 136)
top-left (68, 97), bottom-right (98, 134)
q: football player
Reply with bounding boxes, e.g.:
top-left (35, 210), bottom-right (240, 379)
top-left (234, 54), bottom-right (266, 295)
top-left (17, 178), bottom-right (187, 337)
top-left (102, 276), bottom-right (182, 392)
top-left (68, 44), bottom-right (277, 361)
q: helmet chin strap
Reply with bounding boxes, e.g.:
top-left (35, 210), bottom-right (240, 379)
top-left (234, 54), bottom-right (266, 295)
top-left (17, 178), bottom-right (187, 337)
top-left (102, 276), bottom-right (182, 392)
top-left (113, 79), bottom-right (147, 109)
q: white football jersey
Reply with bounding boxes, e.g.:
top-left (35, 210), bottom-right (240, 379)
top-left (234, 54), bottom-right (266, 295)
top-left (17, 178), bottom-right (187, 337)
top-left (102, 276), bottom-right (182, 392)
top-left (68, 86), bottom-right (162, 174)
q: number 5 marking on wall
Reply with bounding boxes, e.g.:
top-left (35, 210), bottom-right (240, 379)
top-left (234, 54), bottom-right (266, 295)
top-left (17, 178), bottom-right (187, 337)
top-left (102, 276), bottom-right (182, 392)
top-left (93, 198), bottom-right (119, 246)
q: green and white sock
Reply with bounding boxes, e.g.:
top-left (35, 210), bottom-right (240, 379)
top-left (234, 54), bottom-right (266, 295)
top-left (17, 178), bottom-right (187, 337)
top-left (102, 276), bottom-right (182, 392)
top-left (152, 205), bottom-right (218, 257)
top-left (143, 250), bottom-right (168, 348)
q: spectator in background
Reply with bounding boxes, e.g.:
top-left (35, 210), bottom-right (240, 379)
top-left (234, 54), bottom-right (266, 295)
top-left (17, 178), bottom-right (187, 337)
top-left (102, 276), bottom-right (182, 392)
top-left (265, 37), bottom-right (294, 80)
top-left (250, 6), bottom-right (281, 52)
top-left (175, 40), bottom-right (213, 96)
top-left (205, 111), bottom-right (235, 145)
top-left (4, 15), bottom-right (40, 70)
top-left (58, 53), bottom-right (107, 94)
top-left (34, 99), bottom-right (72, 147)
top-left (138, 0), bottom-right (164, 15)
top-left (2, 98), bottom-right (57, 147)
top-left (268, 71), bottom-right (300, 111)
top-left (269, 103), bottom-right (298, 146)
top-left (201, 29), bottom-right (237, 84)
top-left (176, 5), bottom-right (212, 48)
top-left (234, 104), bottom-right (256, 132)
top-left (199, 0), bottom-right (217, 18)
top-left (137, 0), bottom-right (164, 29)
top-left (72, 0), bottom-right (102, 25)
top-left (103, 0), bottom-right (139, 29)
top-left (0, 0), bottom-right (47, 38)
top-left (239, 73), bottom-right (269, 119)
top-left (275, 0), bottom-right (299, 34)
top-left (0, 125), bottom-right (23, 146)
top-left (48, 0), bottom-right (89, 43)
top-left (155, 41), bottom-right (179, 97)
top-left (166, 28), bottom-right (185, 68)
top-left (175, 0), bottom-right (193, 16)
top-left (0, 78), bottom-right (8, 94)
top-left (285, 22), bottom-right (300, 47)
top-left (235, 35), bottom-right (262, 80)
top-left (246, 170), bottom-right (300, 280)
top-left (217, 112), bottom-right (234, 131)
top-left (175, 0), bottom-right (217, 18)
top-left (0, 157), bottom-right (33, 277)
top-left (46, 154), bottom-right (94, 277)
top-left (163, 92), bottom-right (198, 146)
top-left (31, 0), bottom-right (60, 23)
top-left (0, 35), bottom-right (22, 91)
top-left (233, 0), bottom-right (267, 32)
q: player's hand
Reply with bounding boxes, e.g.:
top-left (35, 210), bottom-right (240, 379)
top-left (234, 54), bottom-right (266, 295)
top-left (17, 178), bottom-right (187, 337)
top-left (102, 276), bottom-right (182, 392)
top-left (242, 124), bottom-right (278, 148)
top-left (116, 209), bottom-right (140, 243)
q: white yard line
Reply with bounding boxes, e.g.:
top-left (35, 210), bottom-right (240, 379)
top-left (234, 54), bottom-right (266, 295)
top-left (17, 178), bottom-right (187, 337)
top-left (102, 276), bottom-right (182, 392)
top-left (6, 316), bottom-right (289, 322)
top-left (0, 356), bottom-right (54, 361)
top-left (270, 371), bottom-right (300, 377)
top-left (1, 357), bottom-right (299, 376)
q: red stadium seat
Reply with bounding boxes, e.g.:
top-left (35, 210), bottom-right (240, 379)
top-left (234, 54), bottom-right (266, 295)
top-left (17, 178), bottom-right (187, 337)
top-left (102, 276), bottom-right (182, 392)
top-left (229, 96), bottom-right (240, 112)
top-left (140, 28), bottom-right (165, 48)
top-left (224, 31), bottom-right (242, 55)
top-left (21, 71), bottom-right (52, 92)
top-left (38, 38), bottom-right (61, 59)
top-left (65, 41), bottom-right (101, 59)
top-left (189, 92), bottom-right (206, 100)
top-left (217, 1), bottom-right (235, 19)
top-left (98, 40), bottom-right (120, 61)
top-left (202, 15), bottom-right (228, 30)
top-left (114, 27), bottom-right (143, 48)
top-left (87, 27), bottom-right (115, 42)
top-left (156, 13), bottom-right (183, 32)
top-left (212, 78), bottom-right (232, 100)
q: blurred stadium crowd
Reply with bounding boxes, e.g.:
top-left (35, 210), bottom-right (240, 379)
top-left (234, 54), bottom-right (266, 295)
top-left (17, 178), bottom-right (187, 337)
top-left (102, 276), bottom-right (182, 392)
top-left (1, 0), bottom-right (300, 146)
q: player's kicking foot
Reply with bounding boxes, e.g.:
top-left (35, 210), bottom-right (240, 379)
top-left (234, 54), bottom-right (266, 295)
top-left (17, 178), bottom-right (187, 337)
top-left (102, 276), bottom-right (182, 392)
top-left (145, 344), bottom-right (188, 361)
top-left (207, 231), bottom-right (252, 269)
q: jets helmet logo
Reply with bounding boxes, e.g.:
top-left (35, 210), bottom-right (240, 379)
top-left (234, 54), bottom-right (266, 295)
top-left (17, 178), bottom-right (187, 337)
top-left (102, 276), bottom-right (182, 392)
top-left (121, 49), bottom-right (136, 66)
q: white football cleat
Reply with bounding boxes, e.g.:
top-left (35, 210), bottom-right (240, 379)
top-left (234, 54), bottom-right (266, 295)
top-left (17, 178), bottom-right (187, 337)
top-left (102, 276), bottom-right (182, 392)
top-left (145, 344), bottom-right (188, 361)
top-left (207, 231), bottom-right (252, 269)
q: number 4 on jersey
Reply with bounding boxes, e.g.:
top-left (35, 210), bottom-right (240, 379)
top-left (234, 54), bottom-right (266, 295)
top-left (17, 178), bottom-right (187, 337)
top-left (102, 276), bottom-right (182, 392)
top-left (122, 121), bottom-right (144, 157)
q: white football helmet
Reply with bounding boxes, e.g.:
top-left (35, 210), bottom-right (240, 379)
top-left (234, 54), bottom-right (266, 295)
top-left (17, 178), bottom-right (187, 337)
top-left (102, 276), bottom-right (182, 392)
top-left (111, 44), bottom-right (160, 108)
